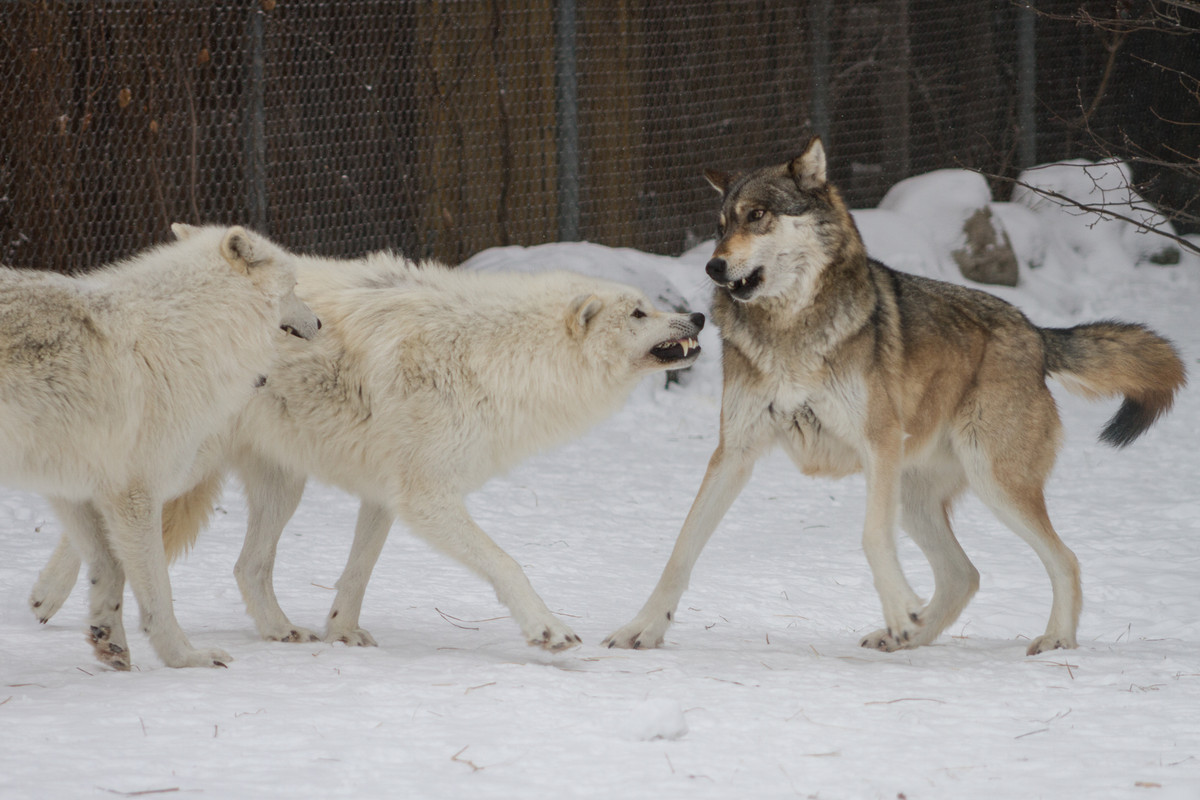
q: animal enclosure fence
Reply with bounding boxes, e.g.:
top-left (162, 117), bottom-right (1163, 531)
top-left (0, 0), bottom-right (1176, 272)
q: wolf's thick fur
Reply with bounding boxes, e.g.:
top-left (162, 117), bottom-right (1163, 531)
top-left (33, 241), bottom-right (705, 651)
top-left (604, 138), bottom-right (1185, 655)
top-left (5, 225), bottom-right (318, 669)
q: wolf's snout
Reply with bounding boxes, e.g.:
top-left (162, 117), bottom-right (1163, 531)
top-left (689, 312), bottom-right (706, 330)
top-left (706, 258), bottom-right (727, 283)
top-left (281, 316), bottom-right (321, 340)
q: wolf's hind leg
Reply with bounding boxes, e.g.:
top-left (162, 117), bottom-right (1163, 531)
top-left (29, 533), bottom-right (83, 624)
top-left (323, 500), bottom-right (393, 646)
top-left (961, 394), bottom-right (1080, 654)
top-left (402, 492), bottom-right (581, 652)
top-left (235, 456), bottom-right (318, 643)
top-left (49, 500), bottom-right (131, 670)
top-left (979, 480), bottom-right (1080, 655)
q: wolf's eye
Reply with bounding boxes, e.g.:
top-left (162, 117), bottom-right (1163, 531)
top-left (748, 209), bottom-right (766, 221)
top-left (631, 308), bottom-right (647, 319)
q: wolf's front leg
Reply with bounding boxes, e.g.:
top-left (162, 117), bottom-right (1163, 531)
top-left (603, 440), bottom-right (758, 650)
top-left (29, 532), bottom-right (82, 624)
top-left (857, 431), bottom-right (925, 651)
top-left (403, 494), bottom-right (581, 652)
top-left (97, 488), bottom-right (231, 668)
top-left (323, 500), bottom-right (393, 646)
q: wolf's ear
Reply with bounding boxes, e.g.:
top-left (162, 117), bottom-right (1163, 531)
top-left (220, 226), bottom-right (258, 275)
top-left (704, 169), bottom-right (735, 196)
top-left (170, 222), bottom-right (199, 241)
top-left (788, 137), bottom-right (827, 191)
top-left (568, 293), bottom-right (604, 337)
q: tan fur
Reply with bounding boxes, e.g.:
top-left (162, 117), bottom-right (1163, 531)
top-left (605, 137), bottom-right (1185, 656)
top-left (161, 469), bottom-right (225, 561)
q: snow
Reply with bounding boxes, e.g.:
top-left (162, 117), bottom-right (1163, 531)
top-left (2, 165), bottom-right (1199, 799)
top-left (1012, 159), bottom-right (1181, 267)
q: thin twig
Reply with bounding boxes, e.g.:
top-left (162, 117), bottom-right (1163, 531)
top-left (864, 697), bottom-right (947, 706)
top-left (451, 746), bottom-right (484, 772)
top-left (98, 789), bottom-right (180, 797)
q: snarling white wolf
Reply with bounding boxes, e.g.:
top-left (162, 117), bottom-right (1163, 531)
top-left (4, 224), bottom-right (319, 669)
top-left (33, 234), bottom-right (705, 651)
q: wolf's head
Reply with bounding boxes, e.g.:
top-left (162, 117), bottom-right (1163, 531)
top-left (703, 137), bottom-right (862, 305)
top-left (171, 222), bottom-right (321, 341)
top-left (565, 284), bottom-right (705, 375)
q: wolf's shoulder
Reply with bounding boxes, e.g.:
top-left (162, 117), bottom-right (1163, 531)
top-left (870, 259), bottom-right (1026, 325)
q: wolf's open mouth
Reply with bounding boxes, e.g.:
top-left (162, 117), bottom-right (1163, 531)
top-left (721, 266), bottom-right (764, 300)
top-left (651, 337), bottom-right (701, 363)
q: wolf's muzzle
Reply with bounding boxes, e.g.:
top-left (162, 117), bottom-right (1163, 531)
top-left (706, 258), bottom-right (729, 283)
top-left (281, 317), bottom-right (322, 340)
top-left (706, 258), bottom-right (763, 300)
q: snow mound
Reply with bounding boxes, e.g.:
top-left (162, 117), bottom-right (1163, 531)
top-left (622, 697), bottom-right (689, 742)
top-left (1013, 159), bottom-right (1180, 266)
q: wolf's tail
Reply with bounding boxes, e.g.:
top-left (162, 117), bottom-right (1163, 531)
top-left (162, 469), bottom-right (226, 562)
top-left (1042, 321), bottom-right (1186, 448)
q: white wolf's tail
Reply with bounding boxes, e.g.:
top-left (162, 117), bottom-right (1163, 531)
top-left (162, 469), bottom-right (226, 561)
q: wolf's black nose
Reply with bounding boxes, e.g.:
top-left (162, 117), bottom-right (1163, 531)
top-left (689, 312), bottom-right (706, 330)
top-left (705, 258), bottom-right (727, 282)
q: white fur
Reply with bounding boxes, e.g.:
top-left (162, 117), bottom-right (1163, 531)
top-left (3, 225), bottom-right (316, 669)
top-left (29, 247), bottom-right (704, 652)
top-left (219, 253), bottom-right (700, 650)
top-left (224, 253), bottom-right (703, 650)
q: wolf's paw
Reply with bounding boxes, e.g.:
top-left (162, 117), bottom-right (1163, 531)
top-left (265, 626), bottom-right (320, 644)
top-left (1026, 633), bottom-right (1077, 656)
top-left (602, 610), bottom-right (672, 650)
top-left (326, 626), bottom-right (377, 647)
top-left (163, 646), bottom-right (233, 669)
top-left (89, 625), bottom-right (131, 671)
top-left (525, 619), bottom-right (582, 652)
top-left (30, 576), bottom-right (74, 624)
top-left (867, 597), bottom-right (933, 650)
top-left (859, 628), bottom-right (912, 652)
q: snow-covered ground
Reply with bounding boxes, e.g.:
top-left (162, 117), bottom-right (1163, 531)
top-left (2, 166), bottom-right (1198, 799)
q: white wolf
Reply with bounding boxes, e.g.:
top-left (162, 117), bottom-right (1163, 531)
top-left (4, 224), bottom-right (319, 670)
top-left (33, 234), bottom-right (705, 651)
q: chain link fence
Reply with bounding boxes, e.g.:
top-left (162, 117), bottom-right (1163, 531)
top-left (1, 0), bottom-right (1183, 272)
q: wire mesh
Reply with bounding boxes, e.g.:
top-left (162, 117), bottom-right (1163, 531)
top-left (0, 0), bottom-right (1182, 273)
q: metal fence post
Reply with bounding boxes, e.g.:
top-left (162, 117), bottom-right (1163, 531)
top-left (808, 0), bottom-right (831, 145)
top-left (245, 5), bottom-right (269, 234)
top-left (1018, 4), bottom-right (1037, 168)
top-left (555, 0), bottom-right (580, 242)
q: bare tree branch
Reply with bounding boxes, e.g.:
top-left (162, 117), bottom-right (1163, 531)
top-left (977, 169), bottom-right (1199, 257)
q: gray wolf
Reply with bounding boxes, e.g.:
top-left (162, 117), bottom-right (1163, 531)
top-left (604, 137), bottom-right (1185, 655)
top-left (5, 224), bottom-right (319, 670)
top-left (34, 237), bottom-right (704, 651)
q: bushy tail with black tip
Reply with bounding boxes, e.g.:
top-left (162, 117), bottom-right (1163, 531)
top-left (1042, 321), bottom-right (1186, 448)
